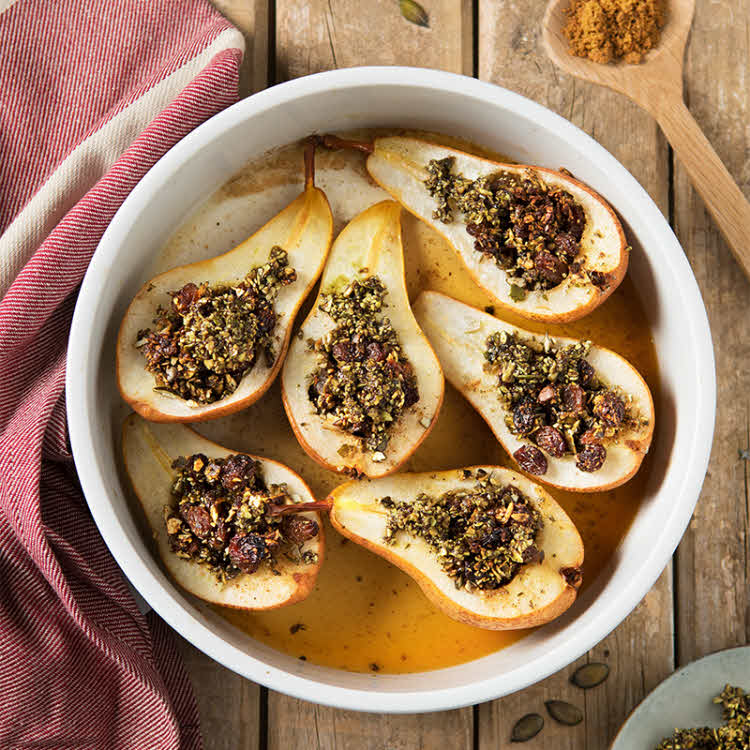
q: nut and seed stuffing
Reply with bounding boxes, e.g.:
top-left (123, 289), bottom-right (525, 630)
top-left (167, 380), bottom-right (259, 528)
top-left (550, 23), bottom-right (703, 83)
top-left (424, 157), bottom-right (597, 299)
top-left (655, 684), bottom-right (749, 750)
top-left (307, 276), bottom-right (419, 454)
top-left (137, 246), bottom-right (296, 404)
top-left (484, 330), bottom-right (643, 475)
top-left (164, 453), bottom-right (319, 582)
top-left (379, 473), bottom-right (543, 591)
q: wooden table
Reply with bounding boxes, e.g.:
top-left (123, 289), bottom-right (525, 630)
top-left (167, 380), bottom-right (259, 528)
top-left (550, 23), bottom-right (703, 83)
top-left (183, 1), bottom-right (750, 746)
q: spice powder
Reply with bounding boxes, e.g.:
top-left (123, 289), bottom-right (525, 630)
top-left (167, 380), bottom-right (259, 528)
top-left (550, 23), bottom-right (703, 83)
top-left (563, 0), bottom-right (666, 64)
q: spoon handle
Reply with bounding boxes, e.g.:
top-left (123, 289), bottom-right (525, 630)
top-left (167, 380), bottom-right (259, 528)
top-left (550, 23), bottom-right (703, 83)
top-left (656, 97), bottom-right (750, 280)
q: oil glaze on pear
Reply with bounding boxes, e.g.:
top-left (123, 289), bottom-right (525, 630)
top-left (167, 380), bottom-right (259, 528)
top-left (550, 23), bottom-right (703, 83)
top-left (281, 200), bottom-right (444, 478)
top-left (328, 466), bottom-right (584, 630)
top-left (122, 414), bottom-right (324, 610)
top-left (414, 291), bottom-right (654, 492)
top-left (365, 135), bottom-right (628, 322)
top-left (117, 148), bottom-right (333, 422)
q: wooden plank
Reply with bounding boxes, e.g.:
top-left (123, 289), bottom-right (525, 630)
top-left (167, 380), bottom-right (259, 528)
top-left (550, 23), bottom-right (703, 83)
top-left (211, 0), bottom-right (270, 95)
top-left (177, 634), bottom-right (262, 750)
top-left (476, 1), bottom-right (674, 747)
top-left (268, 2), bottom-right (474, 748)
top-left (269, 699), bottom-right (472, 750)
top-left (673, 0), bottom-right (750, 665)
top-left (275, 0), bottom-right (473, 80)
top-left (180, 4), bottom-right (269, 747)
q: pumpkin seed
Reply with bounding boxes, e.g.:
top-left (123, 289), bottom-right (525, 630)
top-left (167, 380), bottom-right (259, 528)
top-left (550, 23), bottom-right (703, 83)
top-left (570, 662), bottom-right (610, 689)
top-left (511, 713), bottom-right (544, 742)
top-left (545, 700), bottom-right (583, 726)
top-left (399, 0), bottom-right (429, 27)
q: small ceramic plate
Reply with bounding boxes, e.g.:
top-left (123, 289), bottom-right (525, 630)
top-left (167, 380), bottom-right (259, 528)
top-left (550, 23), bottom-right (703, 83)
top-left (612, 646), bottom-right (750, 749)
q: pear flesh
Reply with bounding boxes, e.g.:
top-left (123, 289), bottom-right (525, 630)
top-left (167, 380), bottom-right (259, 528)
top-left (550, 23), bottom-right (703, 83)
top-left (413, 291), bottom-right (654, 492)
top-left (122, 414), bottom-right (324, 610)
top-left (117, 181), bottom-right (333, 422)
top-left (328, 467), bottom-right (584, 630)
top-left (366, 136), bottom-right (628, 322)
top-left (281, 200), bottom-right (445, 478)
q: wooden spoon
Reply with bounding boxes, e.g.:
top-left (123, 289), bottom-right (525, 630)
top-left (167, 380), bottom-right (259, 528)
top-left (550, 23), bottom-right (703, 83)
top-left (543, 0), bottom-right (750, 281)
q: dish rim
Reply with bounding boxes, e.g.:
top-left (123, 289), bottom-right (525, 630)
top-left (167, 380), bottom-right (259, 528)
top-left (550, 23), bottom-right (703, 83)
top-left (66, 66), bottom-right (716, 713)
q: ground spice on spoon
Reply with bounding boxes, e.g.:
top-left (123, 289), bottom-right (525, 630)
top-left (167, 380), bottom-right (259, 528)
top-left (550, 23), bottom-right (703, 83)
top-left (563, 0), bottom-right (666, 64)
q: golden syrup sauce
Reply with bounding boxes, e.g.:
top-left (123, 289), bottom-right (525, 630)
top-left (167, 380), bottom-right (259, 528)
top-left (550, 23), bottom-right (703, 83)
top-left (150, 134), bottom-right (660, 674)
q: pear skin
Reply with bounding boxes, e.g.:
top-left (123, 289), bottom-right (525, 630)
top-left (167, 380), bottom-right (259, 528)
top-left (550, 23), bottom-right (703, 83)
top-left (365, 135), bottom-right (628, 322)
top-left (328, 466), bottom-right (584, 630)
top-left (414, 291), bottom-right (654, 492)
top-left (281, 200), bottom-right (444, 478)
top-left (122, 414), bottom-right (324, 610)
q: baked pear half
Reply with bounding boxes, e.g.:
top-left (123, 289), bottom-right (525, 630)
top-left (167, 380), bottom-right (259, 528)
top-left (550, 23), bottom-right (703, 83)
top-left (328, 466), bottom-right (584, 630)
top-left (363, 135), bottom-right (628, 322)
top-left (414, 291), bottom-right (654, 492)
top-left (122, 413), bottom-right (325, 610)
top-left (117, 142), bottom-right (333, 422)
top-left (281, 200), bottom-right (444, 478)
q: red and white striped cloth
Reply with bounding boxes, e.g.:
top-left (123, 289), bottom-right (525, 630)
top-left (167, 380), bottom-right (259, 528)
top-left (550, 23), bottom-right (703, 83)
top-left (0, 1), bottom-right (244, 746)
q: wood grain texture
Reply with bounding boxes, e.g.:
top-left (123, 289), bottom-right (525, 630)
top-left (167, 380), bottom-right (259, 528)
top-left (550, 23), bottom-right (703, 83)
top-left (673, 0), bottom-right (750, 665)
top-left (477, 2), bottom-right (674, 746)
top-left (211, 0), bottom-right (270, 95)
top-left (181, 5), bottom-right (268, 747)
top-left (269, 698), bottom-right (472, 750)
top-left (275, 0), bottom-right (473, 80)
top-left (177, 634), bottom-right (262, 749)
top-left (267, 3), bottom-right (474, 746)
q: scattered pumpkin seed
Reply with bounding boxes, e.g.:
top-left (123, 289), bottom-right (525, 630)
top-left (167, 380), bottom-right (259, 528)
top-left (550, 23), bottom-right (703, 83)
top-left (570, 662), bottom-right (610, 689)
top-left (511, 713), bottom-right (544, 742)
top-left (399, 0), bottom-right (429, 27)
top-left (545, 700), bottom-right (583, 726)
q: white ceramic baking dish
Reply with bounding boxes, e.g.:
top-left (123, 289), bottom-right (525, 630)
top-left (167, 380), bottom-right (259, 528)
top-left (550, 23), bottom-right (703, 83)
top-left (66, 67), bottom-right (715, 713)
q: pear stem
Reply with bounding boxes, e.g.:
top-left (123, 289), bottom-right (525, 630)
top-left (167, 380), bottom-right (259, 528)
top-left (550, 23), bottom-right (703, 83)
top-left (320, 134), bottom-right (374, 154)
top-left (267, 500), bottom-right (332, 517)
top-left (303, 136), bottom-right (318, 188)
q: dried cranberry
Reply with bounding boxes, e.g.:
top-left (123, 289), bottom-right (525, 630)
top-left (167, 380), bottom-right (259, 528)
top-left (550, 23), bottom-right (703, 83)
top-left (212, 518), bottom-right (229, 549)
top-left (282, 516), bottom-right (319, 544)
top-left (534, 251), bottom-right (568, 286)
top-left (571, 204), bottom-right (586, 239)
top-left (579, 428), bottom-right (601, 446)
top-left (220, 454), bottom-right (257, 492)
top-left (535, 426), bottom-right (567, 458)
top-left (172, 282), bottom-right (200, 314)
top-left (141, 332), bottom-right (178, 367)
top-left (578, 359), bottom-right (595, 386)
top-left (562, 383), bottom-right (586, 412)
top-left (257, 306), bottom-right (276, 333)
top-left (589, 270), bottom-right (608, 289)
top-left (522, 544), bottom-right (541, 563)
top-left (227, 533), bottom-right (266, 574)
top-left (537, 384), bottom-right (556, 404)
top-left (513, 445), bottom-right (548, 475)
top-left (513, 399), bottom-right (539, 435)
top-left (332, 340), bottom-right (356, 362)
top-left (593, 392), bottom-right (626, 427)
top-left (480, 525), bottom-right (511, 549)
top-left (554, 232), bottom-right (579, 262)
top-left (181, 506), bottom-right (211, 538)
top-left (388, 359), bottom-right (414, 379)
top-left (366, 342), bottom-right (386, 361)
top-left (576, 444), bottom-right (606, 472)
top-left (402, 378), bottom-right (420, 408)
top-left (561, 566), bottom-right (583, 587)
